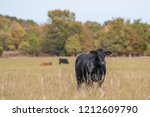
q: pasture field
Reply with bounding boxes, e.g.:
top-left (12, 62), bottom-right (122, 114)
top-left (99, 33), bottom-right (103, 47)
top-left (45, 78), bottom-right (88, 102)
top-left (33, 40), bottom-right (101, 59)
top-left (0, 57), bottom-right (150, 100)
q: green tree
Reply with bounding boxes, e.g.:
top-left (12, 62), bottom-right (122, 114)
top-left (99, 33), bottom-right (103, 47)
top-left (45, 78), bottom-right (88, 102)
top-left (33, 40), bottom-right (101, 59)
top-left (65, 34), bottom-right (81, 56)
top-left (99, 18), bottom-right (131, 55)
top-left (48, 9), bottom-right (75, 22)
top-left (27, 33), bottom-right (41, 56)
top-left (19, 41), bottom-right (29, 54)
top-left (42, 10), bottom-right (82, 55)
top-left (0, 46), bottom-right (3, 56)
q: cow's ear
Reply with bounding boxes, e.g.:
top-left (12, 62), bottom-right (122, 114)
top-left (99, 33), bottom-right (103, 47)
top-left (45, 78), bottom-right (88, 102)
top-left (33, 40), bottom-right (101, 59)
top-left (90, 50), bottom-right (97, 54)
top-left (97, 48), bottom-right (103, 52)
top-left (105, 51), bottom-right (112, 55)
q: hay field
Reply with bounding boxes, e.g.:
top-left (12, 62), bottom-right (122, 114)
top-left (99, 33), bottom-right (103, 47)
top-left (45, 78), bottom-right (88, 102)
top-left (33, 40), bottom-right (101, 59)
top-left (0, 57), bottom-right (150, 100)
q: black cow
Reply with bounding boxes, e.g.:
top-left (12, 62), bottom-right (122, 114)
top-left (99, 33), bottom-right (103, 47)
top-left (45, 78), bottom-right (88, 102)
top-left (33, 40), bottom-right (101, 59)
top-left (75, 49), bottom-right (111, 89)
top-left (59, 58), bottom-right (69, 64)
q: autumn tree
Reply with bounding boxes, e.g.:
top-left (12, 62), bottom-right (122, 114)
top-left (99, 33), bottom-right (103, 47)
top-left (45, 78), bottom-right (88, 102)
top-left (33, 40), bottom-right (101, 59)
top-left (0, 16), bottom-right (14, 50)
top-left (131, 19), bottom-right (150, 55)
top-left (79, 25), bottom-right (96, 52)
top-left (84, 21), bottom-right (102, 48)
top-left (10, 21), bottom-right (27, 49)
top-left (0, 14), bottom-right (43, 55)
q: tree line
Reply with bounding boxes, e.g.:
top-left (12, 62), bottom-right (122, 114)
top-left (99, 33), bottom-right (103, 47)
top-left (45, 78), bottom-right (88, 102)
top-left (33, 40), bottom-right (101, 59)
top-left (0, 10), bottom-right (150, 56)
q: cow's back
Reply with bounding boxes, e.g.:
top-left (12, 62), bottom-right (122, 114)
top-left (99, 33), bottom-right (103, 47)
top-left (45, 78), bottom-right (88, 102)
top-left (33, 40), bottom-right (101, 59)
top-left (75, 54), bottom-right (89, 77)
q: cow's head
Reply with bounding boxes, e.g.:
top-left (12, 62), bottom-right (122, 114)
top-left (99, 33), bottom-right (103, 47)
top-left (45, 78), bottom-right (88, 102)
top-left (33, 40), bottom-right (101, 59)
top-left (90, 49), bottom-right (112, 66)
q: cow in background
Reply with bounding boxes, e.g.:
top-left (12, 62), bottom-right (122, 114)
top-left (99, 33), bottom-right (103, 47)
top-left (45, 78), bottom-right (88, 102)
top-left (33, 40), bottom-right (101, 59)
top-left (59, 58), bottom-right (69, 64)
top-left (40, 62), bottom-right (52, 66)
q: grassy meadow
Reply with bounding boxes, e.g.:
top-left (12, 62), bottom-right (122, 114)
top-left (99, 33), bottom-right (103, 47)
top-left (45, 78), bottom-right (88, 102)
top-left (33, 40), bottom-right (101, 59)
top-left (0, 56), bottom-right (150, 100)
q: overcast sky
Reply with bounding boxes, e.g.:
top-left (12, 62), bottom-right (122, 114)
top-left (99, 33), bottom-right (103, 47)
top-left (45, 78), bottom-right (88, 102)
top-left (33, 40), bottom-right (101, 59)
top-left (0, 0), bottom-right (149, 24)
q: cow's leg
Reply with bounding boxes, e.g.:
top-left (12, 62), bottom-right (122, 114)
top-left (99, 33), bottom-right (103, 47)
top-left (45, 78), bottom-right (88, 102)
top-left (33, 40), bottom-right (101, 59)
top-left (86, 74), bottom-right (94, 88)
top-left (98, 80), bottom-right (105, 98)
top-left (98, 75), bottom-right (105, 88)
top-left (76, 73), bottom-right (83, 90)
top-left (99, 87), bottom-right (105, 98)
top-left (98, 82), bottom-right (102, 88)
top-left (77, 80), bottom-right (82, 90)
top-left (87, 80), bottom-right (93, 87)
top-left (98, 79), bottom-right (104, 88)
top-left (88, 74), bottom-right (93, 87)
top-left (98, 78), bottom-right (104, 88)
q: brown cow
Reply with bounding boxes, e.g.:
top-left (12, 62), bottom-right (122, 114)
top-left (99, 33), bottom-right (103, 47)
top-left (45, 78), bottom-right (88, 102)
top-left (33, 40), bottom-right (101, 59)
top-left (40, 62), bottom-right (52, 66)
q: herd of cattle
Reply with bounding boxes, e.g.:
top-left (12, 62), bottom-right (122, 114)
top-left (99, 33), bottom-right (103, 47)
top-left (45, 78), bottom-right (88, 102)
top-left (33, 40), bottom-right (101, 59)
top-left (40, 48), bottom-right (112, 89)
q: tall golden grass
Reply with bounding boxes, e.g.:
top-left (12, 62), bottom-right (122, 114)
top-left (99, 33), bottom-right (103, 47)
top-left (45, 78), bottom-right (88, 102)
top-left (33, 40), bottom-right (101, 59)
top-left (0, 57), bottom-right (150, 100)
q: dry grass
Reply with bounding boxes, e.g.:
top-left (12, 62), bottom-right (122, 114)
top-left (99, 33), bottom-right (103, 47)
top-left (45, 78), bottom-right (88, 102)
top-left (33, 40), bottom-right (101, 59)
top-left (0, 57), bottom-right (150, 100)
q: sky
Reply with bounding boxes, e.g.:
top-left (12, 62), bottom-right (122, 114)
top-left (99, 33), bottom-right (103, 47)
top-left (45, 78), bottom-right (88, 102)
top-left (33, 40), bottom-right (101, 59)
top-left (0, 0), bottom-right (149, 24)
